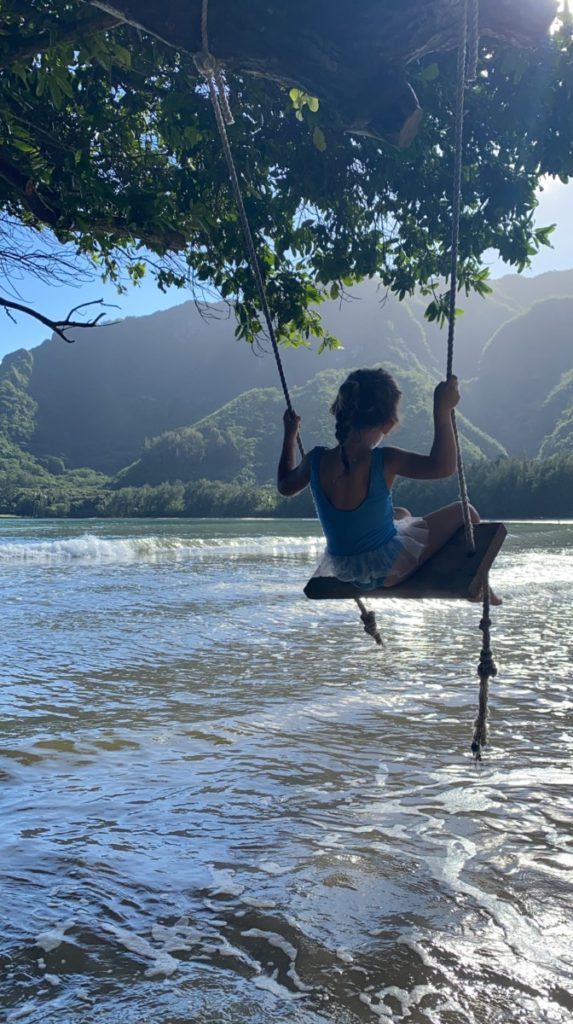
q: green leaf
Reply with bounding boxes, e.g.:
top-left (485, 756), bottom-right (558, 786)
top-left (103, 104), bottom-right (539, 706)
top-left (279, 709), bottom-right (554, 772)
top-left (53, 70), bottom-right (74, 99)
top-left (313, 126), bottom-right (327, 152)
top-left (12, 139), bottom-right (36, 153)
top-left (47, 78), bottom-right (62, 108)
top-left (421, 63), bottom-right (440, 82)
top-left (114, 44), bottom-right (132, 67)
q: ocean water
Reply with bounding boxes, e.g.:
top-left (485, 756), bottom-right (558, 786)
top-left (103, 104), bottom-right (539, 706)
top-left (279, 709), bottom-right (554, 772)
top-left (0, 517), bottom-right (572, 1024)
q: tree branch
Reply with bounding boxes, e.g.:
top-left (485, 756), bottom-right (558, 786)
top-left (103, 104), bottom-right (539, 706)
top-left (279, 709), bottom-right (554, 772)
top-left (0, 297), bottom-right (118, 341)
top-left (0, 154), bottom-right (60, 226)
top-left (83, 0), bottom-right (557, 144)
top-left (0, 154), bottom-right (188, 248)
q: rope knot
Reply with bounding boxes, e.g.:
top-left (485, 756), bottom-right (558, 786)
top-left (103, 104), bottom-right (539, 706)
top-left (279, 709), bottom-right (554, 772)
top-left (478, 607), bottom-right (497, 678)
top-left (360, 610), bottom-right (383, 647)
top-left (194, 0), bottom-right (235, 125)
top-left (471, 674), bottom-right (490, 760)
top-left (478, 653), bottom-right (497, 680)
top-left (193, 50), bottom-right (217, 76)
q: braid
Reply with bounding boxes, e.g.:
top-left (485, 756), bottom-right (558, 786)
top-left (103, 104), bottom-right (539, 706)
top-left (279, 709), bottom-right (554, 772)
top-left (334, 411), bottom-right (352, 472)
top-left (332, 379), bottom-right (359, 474)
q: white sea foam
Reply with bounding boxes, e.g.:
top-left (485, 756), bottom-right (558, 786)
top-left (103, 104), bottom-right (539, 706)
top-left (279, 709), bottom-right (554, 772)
top-left (336, 948), bottom-right (354, 963)
top-left (101, 923), bottom-right (179, 978)
top-left (241, 928), bottom-right (298, 963)
top-left (359, 985), bottom-right (436, 1019)
top-left (252, 972), bottom-right (301, 1000)
top-left (258, 860), bottom-right (293, 876)
top-left (207, 865), bottom-right (245, 897)
top-left (151, 920), bottom-right (204, 952)
top-left (241, 928), bottom-right (312, 993)
top-left (0, 533), bottom-right (322, 565)
top-left (35, 919), bottom-right (75, 952)
top-left (241, 897), bottom-right (278, 909)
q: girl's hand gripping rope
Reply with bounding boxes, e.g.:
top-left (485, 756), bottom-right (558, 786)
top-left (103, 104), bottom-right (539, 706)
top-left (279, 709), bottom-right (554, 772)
top-left (283, 409), bottom-right (302, 440)
top-left (433, 376), bottom-right (460, 414)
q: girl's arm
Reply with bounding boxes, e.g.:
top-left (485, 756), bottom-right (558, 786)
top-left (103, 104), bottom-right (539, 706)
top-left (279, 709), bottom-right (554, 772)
top-left (277, 410), bottom-right (310, 496)
top-left (384, 377), bottom-right (460, 486)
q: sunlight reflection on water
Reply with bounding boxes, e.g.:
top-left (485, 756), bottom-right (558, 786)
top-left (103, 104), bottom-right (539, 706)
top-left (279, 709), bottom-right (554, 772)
top-left (0, 519), bottom-right (572, 1024)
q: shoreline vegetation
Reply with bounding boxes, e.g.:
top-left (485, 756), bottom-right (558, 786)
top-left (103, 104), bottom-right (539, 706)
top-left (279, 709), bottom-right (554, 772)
top-left (1, 454), bottom-right (572, 520)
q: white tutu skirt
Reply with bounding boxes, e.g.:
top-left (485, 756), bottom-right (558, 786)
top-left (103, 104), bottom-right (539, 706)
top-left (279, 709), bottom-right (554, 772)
top-left (313, 516), bottom-right (429, 590)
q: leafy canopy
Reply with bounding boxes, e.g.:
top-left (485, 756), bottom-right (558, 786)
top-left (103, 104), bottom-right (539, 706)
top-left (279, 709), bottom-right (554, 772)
top-left (0, 1), bottom-right (572, 344)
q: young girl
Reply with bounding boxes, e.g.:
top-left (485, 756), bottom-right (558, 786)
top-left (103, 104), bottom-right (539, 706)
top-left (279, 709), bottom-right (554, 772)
top-left (277, 367), bottom-right (501, 602)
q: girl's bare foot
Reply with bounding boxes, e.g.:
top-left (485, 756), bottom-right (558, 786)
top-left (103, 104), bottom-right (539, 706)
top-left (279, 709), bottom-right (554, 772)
top-left (470, 586), bottom-right (503, 607)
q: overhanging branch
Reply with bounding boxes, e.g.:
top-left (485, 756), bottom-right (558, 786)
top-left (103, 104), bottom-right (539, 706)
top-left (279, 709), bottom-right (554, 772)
top-left (0, 154), bottom-right (188, 248)
top-left (82, 0), bottom-right (558, 145)
top-left (1, 297), bottom-right (118, 341)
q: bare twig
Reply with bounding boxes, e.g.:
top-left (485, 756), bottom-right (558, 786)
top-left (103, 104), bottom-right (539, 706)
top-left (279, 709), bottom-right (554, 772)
top-left (0, 296), bottom-right (119, 341)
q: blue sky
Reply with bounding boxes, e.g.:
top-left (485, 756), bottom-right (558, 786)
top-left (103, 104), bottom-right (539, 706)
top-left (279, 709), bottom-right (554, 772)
top-left (1, 178), bottom-right (572, 359)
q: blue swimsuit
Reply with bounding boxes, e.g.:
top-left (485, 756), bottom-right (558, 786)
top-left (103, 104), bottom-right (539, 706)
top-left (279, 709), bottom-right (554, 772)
top-left (309, 446), bottom-right (428, 589)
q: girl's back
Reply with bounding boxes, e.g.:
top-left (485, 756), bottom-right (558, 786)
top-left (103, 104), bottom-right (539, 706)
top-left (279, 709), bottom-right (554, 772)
top-left (310, 446), bottom-right (396, 557)
top-left (315, 446), bottom-right (374, 511)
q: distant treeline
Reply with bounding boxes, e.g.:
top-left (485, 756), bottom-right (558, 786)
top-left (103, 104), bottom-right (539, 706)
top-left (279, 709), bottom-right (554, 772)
top-left (1, 454), bottom-right (572, 520)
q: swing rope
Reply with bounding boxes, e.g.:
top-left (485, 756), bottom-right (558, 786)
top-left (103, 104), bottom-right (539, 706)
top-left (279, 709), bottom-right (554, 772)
top-left (445, 0), bottom-right (498, 759)
top-left (193, 22), bottom-right (300, 455)
top-left (446, 0), bottom-right (476, 555)
top-left (193, 0), bottom-right (383, 647)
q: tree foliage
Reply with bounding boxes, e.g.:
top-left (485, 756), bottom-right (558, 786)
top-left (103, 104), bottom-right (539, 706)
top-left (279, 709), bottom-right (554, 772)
top-left (2, 453), bottom-right (573, 520)
top-left (0, 1), bottom-right (572, 343)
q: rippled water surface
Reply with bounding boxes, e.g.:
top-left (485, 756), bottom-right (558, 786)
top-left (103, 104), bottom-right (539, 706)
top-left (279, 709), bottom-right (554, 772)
top-left (1, 518), bottom-right (572, 1024)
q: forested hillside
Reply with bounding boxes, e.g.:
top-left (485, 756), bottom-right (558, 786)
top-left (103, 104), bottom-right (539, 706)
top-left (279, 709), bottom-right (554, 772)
top-left (118, 365), bottom-right (506, 488)
top-left (462, 297), bottom-right (573, 454)
top-left (0, 269), bottom-right (572, 517)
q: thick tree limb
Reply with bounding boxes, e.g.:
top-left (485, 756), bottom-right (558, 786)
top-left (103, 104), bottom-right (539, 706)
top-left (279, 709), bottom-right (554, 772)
top-left (1, 297), bottom-right (117, 341)
top-left (84, 0), bottom-right (557, 144)
top-left (0, 154), bottom-right (60, 225)
top-left (0, 153), bottom-right (187, 249)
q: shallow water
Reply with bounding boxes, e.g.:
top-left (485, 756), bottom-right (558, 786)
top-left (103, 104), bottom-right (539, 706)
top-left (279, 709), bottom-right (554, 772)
top-left (0, 518), bottom-right (572, 1024)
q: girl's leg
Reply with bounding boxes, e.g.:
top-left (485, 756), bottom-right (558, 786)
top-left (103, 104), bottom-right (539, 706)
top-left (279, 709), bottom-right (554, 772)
top-left (393, 506), bottom-right (412, 520)
top-left (417, 501), bottom-right (479, 566)
top-left (384, 501), bottom-right (501, 603)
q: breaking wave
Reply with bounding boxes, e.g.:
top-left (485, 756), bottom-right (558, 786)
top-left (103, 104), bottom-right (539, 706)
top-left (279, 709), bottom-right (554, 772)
top-left (0, 533), bottom-right (323, 565)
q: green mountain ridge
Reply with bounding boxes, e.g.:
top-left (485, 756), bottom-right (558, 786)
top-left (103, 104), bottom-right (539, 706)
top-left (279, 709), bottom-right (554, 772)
top-left (463, 296), bottom-right (573, 455)
top-left (0, 269), bottom-right (571, 506)
top-left (540, 368), bottom-right (573, 457)
top-left (118, 364), bottom-right (507, 489)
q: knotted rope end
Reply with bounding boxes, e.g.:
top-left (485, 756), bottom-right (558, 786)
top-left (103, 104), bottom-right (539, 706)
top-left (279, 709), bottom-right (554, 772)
top-left (360, 609), bottom-right (383, 647)
top-left (471, 669), bottom-right (490, 761)
top-left (194, 52), bottom-right (235, 126)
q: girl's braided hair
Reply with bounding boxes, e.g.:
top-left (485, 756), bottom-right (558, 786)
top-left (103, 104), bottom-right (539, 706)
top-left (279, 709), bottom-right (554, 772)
top-left (330, 368), bottom-right (401, 471)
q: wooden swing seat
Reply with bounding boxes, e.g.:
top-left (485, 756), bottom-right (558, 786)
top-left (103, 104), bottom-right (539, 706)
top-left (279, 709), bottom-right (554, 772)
top-left (304, 522), bottom-right (507, 601)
